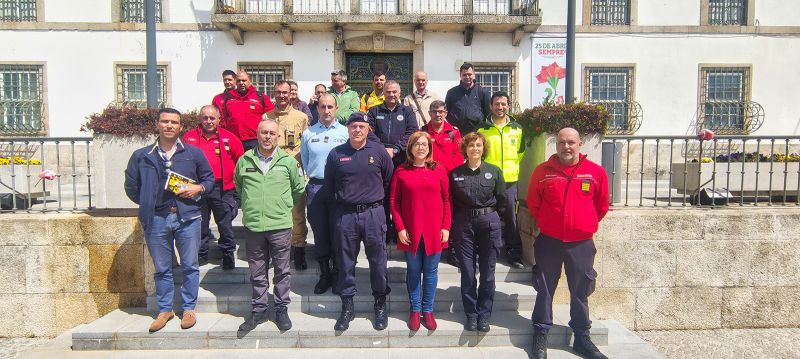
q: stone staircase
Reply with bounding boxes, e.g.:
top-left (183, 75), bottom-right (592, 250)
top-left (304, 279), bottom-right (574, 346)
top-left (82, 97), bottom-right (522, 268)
top-left (68, 227), bottom-right (662, 357)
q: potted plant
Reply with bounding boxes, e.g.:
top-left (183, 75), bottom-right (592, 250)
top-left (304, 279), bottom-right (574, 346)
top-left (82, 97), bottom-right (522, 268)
top-left (82, 105), bottom-right (202, 208)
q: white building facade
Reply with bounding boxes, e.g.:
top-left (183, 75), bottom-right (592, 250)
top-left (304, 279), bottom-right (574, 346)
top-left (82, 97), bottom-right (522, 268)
top-left (1, 0), bottom-right (798, 137)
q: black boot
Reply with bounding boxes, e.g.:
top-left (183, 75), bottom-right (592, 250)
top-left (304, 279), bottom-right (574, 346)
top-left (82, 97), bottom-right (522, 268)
top-left (446, 246), bottom-right (460, 267)
top-left (334, 296), bottom-right (355, 331)
top-left (533, 333), bottom-right (548, 359)
top-left (314, 260), bottom-right (332, 294)
top-left (293, 247), bottom-right (307, 270)
top-left (373, 295), bottom-right (388, 330)
top-left (573, 334), bottom-right (608, 359)
top-left (222, 252), bottom-right (235, 270)
top-left (238, 311), bottom-right (269, 332)
top-left (274, 306), bottom-right (292, 331)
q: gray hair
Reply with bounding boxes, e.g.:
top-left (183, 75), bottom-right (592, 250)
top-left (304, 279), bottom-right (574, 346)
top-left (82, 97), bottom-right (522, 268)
top-left (331, 70), bottom-right (347, 81)
top-left (385, 80), bottom-right (401, 91)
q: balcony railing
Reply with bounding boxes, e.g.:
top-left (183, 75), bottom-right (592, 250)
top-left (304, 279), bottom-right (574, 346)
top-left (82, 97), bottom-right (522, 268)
top-left (216, 0), bottom-right (538, 15)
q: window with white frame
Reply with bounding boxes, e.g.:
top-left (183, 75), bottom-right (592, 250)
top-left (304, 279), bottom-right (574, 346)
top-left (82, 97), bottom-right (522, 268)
top-left (0, 64), bottom-right (44, 134)
top-left (238, 63), bottom-right (292, 96)
top-left (700, 66), bottom-right (749, 132)
top-left (708, 0), bottom-right (746, 25)
top-left (0, 0), bottom-right (36, 21)
top-left (591, 0), bottom-right (630, 25)
top-left (474, 65), bottom-right (516, 110)
top-left (585, 66), bottom-right (633, 131)
top-left (116, 65), bottom-right (167, 108)
top-left (121, 0), bottom-right (161, 22)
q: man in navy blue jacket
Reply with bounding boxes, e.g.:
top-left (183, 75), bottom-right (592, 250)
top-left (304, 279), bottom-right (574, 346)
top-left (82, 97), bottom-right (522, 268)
top-left (124, 108), bottom-right (215, 333)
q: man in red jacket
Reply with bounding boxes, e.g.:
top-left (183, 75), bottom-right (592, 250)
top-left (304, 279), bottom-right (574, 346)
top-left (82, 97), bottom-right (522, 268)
top-left (212, 69), bottom-right (236, 120)
top-left (219, 70), bottom-right (275, 150)
top-left (421, 100), bottom-right (463, 173)
top-left (183, 105), bottom-right (244, 270)
top-left (526, 127), bottom-right (609, 359)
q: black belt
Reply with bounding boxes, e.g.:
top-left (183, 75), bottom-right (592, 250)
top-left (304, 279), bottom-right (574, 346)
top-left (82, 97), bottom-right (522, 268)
top-left (341, 201), bottom-right (382, 213)
top-left (308, 178), bottom-right (324, 184)
top-left (463, 207), bottom-right (495, 217)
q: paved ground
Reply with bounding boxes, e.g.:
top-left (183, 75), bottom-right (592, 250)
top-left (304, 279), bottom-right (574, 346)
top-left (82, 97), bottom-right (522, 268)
top-left (637, 328), bottom-right (800, 359)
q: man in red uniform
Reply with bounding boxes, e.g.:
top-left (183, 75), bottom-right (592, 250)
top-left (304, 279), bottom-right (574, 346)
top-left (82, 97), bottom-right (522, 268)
top-left (421, 100), bottom-right (463, 173)
top-left (219, 70), bottom-right (275, 151)
top-left (211, 69), bottom-right (236, 122)
top-left (526, 127), bottom-right (609, 359)
top-left (183, 105), bottom-right (244, 269)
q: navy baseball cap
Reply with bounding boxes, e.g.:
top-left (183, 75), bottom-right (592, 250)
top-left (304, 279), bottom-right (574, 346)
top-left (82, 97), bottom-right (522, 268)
top-left (346, 112), bottom-right (369, 126)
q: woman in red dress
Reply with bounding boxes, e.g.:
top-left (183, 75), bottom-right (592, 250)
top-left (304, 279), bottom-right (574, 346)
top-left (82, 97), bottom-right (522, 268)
top-left (389, 131), bottom-right (451, 331)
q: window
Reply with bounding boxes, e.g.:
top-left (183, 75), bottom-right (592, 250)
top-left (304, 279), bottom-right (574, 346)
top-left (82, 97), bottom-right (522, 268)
top-left (0, 65), bottom-right (44, 135)
top-left (700, 66), bottom-right (750, 132)
top-left (474, 65), bottom-right (516, 110)
top-left (584, 66), bottom-right (634, 132)
top-left (121, 0), bottom-right (161, 23)
top-left (0, 0), bottom-right (36, 21)
top-left (708, 0), bottom-right (746, 25)
top-left (238, 62), bottom-right (292, 96)
top-left (472, 0), bottom-right (509, 15)
top-left (590, 0), bottom-right (630, 25)
top-left (360, 0), bottom-right (397, 14)
top-left (116, 65), bottom-right (168, 108)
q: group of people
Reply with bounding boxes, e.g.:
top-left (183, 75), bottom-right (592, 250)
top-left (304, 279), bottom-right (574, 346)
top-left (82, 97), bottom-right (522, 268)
top-left (123, 63), bottom-right (610, 359)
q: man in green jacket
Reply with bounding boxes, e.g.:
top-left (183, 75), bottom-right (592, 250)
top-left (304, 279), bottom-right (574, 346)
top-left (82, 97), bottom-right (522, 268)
top-left (234, 119), bottom-right (305, 332)
top-left (329, 70), bottom-right (360, 124)
top-left (478, 92), bottom-right (525, 269)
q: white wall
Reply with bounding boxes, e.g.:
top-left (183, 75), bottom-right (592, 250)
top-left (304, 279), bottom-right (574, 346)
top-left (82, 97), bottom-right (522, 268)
top-left (637, 0), bottom-right (699, 26)
top-left (754, 0), bottom-right (800, 26)
top-left (44, 0), bottom-right (112, 22)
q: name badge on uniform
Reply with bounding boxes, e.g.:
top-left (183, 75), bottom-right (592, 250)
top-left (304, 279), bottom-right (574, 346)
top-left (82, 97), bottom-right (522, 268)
top-left (454, 177), bottom-right (465, 181)
top-left (377, 115), bottom-right (385, 120)
top-left (397, 115), bottom-right (404, 121)
top-left (311, 138), bottom-right (320, 143)
top-left (368, 155), bottom-right (375, 164)
top-left (215, 148), bottom-right (220, 155)
top-left (323, 136), bottom-right (329, 143)
top-left (250, 103), bottom-right (256, 110)
top-left (339, 157), bottom-right (352, 162)
top-left (246, 168), bottom-right (258, 172)
top-left (581, 179), bottom-right (591, 192)
top-left (484, 173), bottom-right (493, 179)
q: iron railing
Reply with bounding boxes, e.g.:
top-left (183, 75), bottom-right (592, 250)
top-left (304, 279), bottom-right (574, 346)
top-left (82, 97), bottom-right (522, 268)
top-left (590, 0), bottom-right (630, 25)
top-left (217, 0), bottom-right (538, 15)
top-left (0, 0), bottom-right (36, 21)
top-left (604, 135), bottom-right (800, 208)
top-left (0, 137), bottom-right (93, 212)
top-left (121, 0), bottom-right (162, 22)
top-left (708, 0), bottom-right (746, 25)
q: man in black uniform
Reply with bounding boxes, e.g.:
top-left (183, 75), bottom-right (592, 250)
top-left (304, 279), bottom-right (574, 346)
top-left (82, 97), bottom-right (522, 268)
top-left (449, 131), bottom-right (506, 333)
top-left (324, 112), bottom-right (394, 332)
top-left (366, 80), bottom-right (418, 243)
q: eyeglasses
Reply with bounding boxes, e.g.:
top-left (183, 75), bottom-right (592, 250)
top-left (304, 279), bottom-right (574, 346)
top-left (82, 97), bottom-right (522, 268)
top-left (412, 143), bottom-right (428, 148)
top-left (428, 110), bottom-right (446, 114)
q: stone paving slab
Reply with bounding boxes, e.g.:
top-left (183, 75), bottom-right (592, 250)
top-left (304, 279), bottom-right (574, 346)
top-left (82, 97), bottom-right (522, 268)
top-left (72, 309), bottom-right (609, 351)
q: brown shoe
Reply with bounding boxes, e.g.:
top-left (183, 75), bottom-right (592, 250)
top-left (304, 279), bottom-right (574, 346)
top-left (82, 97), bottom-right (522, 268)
top-left (180, 310), bottom-right (197, 329)
top-left (149, 311), bottom-right (174, 333)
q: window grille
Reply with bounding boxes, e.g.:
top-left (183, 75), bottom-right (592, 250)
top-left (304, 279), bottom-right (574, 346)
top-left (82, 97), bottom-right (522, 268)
top-left (585, 67), bottom-right (633, 132)
top-left (700, 67), bottom-right (749, 132)
top-left (475, 67), bottom-right (516, 110)
top-left (0, 0), bottom-right (36, 21)
top-left (121, 0), bottom-right (162, 23)
top-left (361, 0), bottom-right (397, 14)
top-left (0, 64), bottom-right (44, 134)
top-left (709, 0), bottom-right (746, 25)
top-left (238, 63), bottom-right (291, 96)
top-left (591, 0), bottom-right (629, 25)
top-left (116, 65), bottom-right (167, 108)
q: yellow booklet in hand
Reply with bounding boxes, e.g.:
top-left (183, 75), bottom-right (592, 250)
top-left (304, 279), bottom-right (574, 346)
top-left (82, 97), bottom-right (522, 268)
top-left (164, 170), bottom-right (196, 195)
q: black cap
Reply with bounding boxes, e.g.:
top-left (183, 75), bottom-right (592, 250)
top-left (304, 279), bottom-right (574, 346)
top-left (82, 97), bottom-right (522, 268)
top-left (346, 112), bottom-right (369, 126)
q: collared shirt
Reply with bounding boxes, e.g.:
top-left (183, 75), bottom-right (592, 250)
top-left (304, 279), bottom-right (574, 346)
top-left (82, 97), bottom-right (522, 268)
top-left (264, 106), bottom-right (309, 156)
top-left (301, 120), bottom-right (348, 179)
top-left (182, 127), bottom-right (244, 191)
top-left (360, 90), bottom-right (385, 112)
top-left (449, 161), bottom-right (507, 215)
top-left (324, 140), bottom-right (394, 206)
top-left (255, 148), bottom-right (274, 174)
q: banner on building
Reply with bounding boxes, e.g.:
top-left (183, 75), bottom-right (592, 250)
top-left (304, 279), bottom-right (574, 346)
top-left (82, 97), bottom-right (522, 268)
top-left (532, 37), bottom-right (567, 106)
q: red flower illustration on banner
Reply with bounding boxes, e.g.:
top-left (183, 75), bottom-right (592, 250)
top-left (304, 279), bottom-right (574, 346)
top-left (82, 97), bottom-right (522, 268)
top-left (536, 62), bottom-right (566, 103)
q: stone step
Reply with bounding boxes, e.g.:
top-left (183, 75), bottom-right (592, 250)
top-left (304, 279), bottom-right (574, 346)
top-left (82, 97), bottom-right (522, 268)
top-left (147, 281), bottom-right (536, 314)
top-left (71, 308), bottom-right (609, 351)
top-left (173, 256), bottom-right (532, 285)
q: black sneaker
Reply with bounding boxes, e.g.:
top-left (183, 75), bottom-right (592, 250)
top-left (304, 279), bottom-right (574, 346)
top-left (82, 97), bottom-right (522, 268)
top-left (275, 306), bottom-right (292, 331)
top-left (533, 333), bottom-right (548, 359)
top-left (198, 256), bottom-right (209, 266)
top-left (573, 334), bottom-right (608, 359)
top-left (464, 317), bottom-right (478, 331)
top-left (222, 254), bottom-right (235, 270)
top-left (477, 317), bottom-right (490, 332)
top-left (238, 311), bottom-right (269, 332)
top-left (508, 256), bottom-right (525, 269)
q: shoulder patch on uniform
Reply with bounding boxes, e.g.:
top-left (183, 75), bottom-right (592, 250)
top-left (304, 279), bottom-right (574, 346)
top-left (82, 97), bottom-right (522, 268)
top-left (484, 173), bottom-right (493, 180)
top-left (397, 115), bottom-right (404, 121)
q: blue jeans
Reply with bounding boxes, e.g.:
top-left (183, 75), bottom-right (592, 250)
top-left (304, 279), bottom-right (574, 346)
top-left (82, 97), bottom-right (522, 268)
top-left (145, 213), bottom-right (201, 312)
top-left (405, 238), bottom-right (441, 313)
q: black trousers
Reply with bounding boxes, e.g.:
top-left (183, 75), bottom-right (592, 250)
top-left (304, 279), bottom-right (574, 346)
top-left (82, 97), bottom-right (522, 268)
top-left (453, 210), bottom-right (502, 320)
top-left (532, 234), bottom-right (597, 337)
top-left (333, 205), bottom-right (389, 298)
top-left (199, 186), bottom-right (238, 260)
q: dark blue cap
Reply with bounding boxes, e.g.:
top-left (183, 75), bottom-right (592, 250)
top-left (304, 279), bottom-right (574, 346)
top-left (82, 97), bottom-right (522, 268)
top-left (346, 112), bottom-right (369, 126)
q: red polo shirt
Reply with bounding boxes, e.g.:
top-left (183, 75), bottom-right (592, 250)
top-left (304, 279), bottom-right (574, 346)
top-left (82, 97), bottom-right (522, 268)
top-left (183, 127), bottom-right (244, 191)
top-left (421, 120), bottom-right (464, 173)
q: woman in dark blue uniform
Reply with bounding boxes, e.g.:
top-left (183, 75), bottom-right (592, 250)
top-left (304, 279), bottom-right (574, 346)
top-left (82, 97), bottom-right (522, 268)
top-left (449, 131), bottom-right (506, 332)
